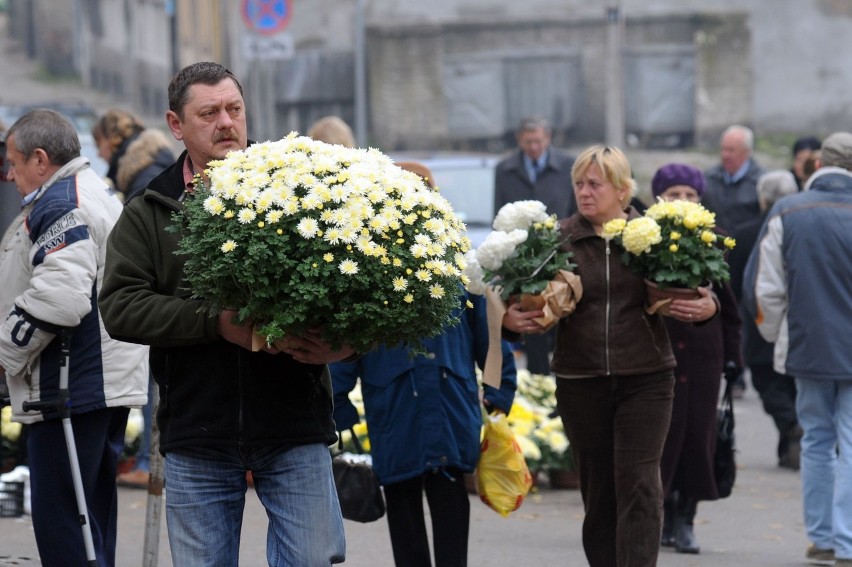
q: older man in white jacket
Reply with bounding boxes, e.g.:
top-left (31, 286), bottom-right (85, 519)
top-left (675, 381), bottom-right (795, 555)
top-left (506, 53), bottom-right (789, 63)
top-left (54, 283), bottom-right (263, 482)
top-left (0, 109), bottom-right (148, 567)
top-left (743, 131), bottom-right (852, 567)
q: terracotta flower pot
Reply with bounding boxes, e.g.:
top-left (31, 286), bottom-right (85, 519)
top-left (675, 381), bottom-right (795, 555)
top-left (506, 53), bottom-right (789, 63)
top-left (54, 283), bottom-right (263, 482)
top-left (117, 456), bottom-right (136, 476)
top-left (508, 293), bottom-right (547, 312)
top-left (644, 279), bottom-right (700, 316)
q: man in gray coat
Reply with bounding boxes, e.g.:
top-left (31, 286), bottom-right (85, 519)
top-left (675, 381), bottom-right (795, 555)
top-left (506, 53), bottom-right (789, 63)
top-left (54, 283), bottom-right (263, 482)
top-left (702, 124), bottom-right (765, 234)
top-left (702, 124), bottom-right (764, 396)
top-left (743, 132), bottom-right (852, 566)
top-left (494, 116), bottom-right (576, 220)
top-left (493, 116), bottom-right (575, 375)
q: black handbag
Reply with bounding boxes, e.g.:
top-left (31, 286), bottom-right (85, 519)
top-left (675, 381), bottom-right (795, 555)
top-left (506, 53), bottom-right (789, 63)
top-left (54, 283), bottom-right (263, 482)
top-left (332, 429), bottom-right (385, 523)
top-left (714, 381), bottom-right (737, 498)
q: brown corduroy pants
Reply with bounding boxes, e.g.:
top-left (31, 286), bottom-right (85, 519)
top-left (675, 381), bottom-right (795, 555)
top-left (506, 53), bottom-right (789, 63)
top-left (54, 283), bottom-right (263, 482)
top-left (556, 370), bottom-right (675, 567)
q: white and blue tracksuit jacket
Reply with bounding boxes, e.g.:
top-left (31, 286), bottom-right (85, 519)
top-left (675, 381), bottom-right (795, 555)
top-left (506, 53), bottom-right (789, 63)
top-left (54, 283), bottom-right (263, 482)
top-left (0, 157), bottom-right (148, 423)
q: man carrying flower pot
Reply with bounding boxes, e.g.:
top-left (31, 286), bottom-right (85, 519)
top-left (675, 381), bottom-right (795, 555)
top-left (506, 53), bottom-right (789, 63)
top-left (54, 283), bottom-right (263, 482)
top-left (99, 62), bottom-right (352, 565)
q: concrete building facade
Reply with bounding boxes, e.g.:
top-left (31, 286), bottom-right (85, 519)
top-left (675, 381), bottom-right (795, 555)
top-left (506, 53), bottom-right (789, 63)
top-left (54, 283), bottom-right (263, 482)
top-left (5, 0), bottom-right (851, 150)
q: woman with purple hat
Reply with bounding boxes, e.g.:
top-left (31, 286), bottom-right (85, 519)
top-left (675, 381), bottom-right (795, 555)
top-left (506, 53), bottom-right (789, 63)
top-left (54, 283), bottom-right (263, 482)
top-left (652, 163), bottom-right (744, 554)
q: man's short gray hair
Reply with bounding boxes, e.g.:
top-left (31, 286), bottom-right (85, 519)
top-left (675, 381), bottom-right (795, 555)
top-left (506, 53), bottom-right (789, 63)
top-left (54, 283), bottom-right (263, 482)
top-left (723, 124), bottom-right (755, 152)
top-left (7, 109), bottom-right (81, 166)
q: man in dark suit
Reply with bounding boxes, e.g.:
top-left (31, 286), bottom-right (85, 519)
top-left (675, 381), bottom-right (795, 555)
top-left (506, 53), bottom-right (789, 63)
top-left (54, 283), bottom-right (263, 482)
top-left (493, 116), bottom-right (575, 375)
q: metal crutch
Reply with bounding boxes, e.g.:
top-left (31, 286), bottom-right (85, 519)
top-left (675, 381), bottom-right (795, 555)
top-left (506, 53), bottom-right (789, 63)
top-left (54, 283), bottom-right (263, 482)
top-left (22, 328), bottom-right (98, 566)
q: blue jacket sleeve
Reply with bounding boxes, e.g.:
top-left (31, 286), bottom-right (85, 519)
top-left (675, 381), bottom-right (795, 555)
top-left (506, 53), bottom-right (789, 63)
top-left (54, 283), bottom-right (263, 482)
top-left (329, 361), bottom-right (361, 432)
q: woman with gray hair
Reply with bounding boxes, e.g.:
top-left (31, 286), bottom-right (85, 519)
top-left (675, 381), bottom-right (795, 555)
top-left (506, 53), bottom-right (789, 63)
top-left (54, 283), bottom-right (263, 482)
top-left (758, 169), bottom-right (798, 208)
top-left (729, 169), bottom-right (801, 473)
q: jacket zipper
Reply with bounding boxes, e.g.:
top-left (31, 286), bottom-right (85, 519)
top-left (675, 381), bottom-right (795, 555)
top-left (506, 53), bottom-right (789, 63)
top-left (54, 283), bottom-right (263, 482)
top-left (605, 240), bottom-right (612, 376)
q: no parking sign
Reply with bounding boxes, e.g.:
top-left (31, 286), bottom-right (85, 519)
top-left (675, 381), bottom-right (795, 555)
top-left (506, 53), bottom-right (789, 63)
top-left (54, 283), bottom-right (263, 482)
top-left (242, 0), bottom-right (292, 36)
top-left (241, 0), bottom-right (294, 60)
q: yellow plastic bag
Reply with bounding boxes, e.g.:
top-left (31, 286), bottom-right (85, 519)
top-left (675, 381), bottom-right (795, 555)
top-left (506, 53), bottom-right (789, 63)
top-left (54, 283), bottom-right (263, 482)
top-left (476, 413), bottom-right (533, 517)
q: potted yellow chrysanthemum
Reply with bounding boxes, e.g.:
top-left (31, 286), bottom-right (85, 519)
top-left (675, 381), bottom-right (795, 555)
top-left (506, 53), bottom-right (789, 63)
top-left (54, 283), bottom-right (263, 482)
top-left (172, 134), bottom-right (470, 353)
top-left (602, 200), bottom-right (735, 315)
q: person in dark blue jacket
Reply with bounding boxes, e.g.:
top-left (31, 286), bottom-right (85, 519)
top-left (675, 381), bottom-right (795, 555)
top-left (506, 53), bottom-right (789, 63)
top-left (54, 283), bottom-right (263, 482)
top-left (331, 162), bottom-right (518, 567)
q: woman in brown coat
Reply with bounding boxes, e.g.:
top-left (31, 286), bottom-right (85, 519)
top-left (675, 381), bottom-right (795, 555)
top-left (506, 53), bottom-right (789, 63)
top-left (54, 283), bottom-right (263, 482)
top-left (504, 146), bottom-right (719, 567)
top-left (652, 163), bottom-right (743, 554)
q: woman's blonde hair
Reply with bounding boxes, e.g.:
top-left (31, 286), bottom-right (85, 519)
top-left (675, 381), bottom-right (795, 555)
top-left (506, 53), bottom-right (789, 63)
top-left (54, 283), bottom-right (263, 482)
top-left (92, 108), bottom-right (145, 155)
top-left (306, 115), bottom-right (356, 148)
top-left (571, 145), bottom-right (636, 207)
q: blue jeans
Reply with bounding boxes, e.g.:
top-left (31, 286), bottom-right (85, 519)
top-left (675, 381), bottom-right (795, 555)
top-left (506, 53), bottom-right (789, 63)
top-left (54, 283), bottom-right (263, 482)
top-left (796, 378), bottom-right (852, 559)
top-left (165, 444), bottom-right (346, 566)
top-left (134, 372), bottom-right (155, 472)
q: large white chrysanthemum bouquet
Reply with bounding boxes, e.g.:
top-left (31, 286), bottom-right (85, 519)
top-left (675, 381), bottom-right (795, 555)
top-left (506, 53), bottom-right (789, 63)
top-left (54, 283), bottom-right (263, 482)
top-left (173, 134), bottom-right (470, 353)
top-left (602, 199), bottom-right (736, 289)
top-left (463, 200), bottom-right (576, 301)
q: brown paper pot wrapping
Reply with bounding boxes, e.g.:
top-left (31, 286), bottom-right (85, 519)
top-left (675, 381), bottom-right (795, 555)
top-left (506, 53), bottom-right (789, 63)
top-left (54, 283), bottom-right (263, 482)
top-left (510, 270), bottom-right (584, 332)
top-left (644, 279), bottom-right (701, 316)
top-left (480, 271), bottom-right (583, 390)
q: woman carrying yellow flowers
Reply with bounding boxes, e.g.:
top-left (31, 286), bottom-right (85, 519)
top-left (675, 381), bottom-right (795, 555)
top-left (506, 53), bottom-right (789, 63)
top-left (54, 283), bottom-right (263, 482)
top-left (649, 164), bottom-right (743, 556)
top-left (513, 146), bottom-right (718, 567)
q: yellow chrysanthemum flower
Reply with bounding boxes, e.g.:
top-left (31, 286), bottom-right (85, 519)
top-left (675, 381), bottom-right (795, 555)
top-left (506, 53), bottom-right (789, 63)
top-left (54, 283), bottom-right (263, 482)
top-left (621, 217), bottom-right (662, 255)
top-left (602, 218), bottom-right (627, 239)
top-left (221, 240), bottom-right (238, 253)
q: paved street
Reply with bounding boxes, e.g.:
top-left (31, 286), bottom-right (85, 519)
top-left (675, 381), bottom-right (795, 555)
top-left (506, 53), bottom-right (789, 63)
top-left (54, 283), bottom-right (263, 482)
top-left (0, 385), bottom-right (811, 566)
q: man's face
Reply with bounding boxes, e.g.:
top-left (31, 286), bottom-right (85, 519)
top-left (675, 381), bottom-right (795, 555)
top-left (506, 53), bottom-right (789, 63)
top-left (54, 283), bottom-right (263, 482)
top-left (720, 131), bottom-right (750, 175)
top-left (517, 127), bottom-right (551, 161)
top-left (5, 134), bottom-right (48, 198)
top-left (166, 78), bottom-right (248, 170)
